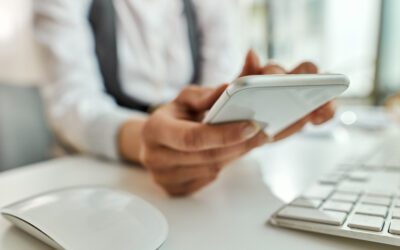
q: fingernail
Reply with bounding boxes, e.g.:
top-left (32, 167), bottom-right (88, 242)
top-left (241, 122), bottom-right (260, 139)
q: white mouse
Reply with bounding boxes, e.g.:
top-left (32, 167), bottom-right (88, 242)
top-left (0, 187), bottom-right (168, 250)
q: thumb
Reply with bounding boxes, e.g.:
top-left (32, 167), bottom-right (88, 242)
top-left (240, 49), bottom-right (262, 77)
top-left (175, 84), bottom-right (228, 112)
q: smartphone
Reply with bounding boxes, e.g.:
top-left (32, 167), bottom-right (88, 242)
top-left (203, 74), bottom-right (350, 136)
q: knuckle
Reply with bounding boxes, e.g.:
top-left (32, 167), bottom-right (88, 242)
top-left (263, 64), bottom-right (285, 74)
top-left (223, 124), bottom-right (243, 143)
top-left (182, 127), bottom-right (202, 150)
top-left (179, 88), bottom-right (190, 98)
top-left (166, 187), bottom-right (189, 197)
top-left (224, 129), bottom-right (236, 143)
top-left (140, 149), bottom-right (161, 170)
top-left (178, 86), bottom-right (196, 99)
top-left (300, 61), bottom-right (318, 73)
top-left (186, 86), bottom-right (198, 92)
top-left (203, 148), bottom-right (219, 160)
top-left (210, 162), bottom-right (224, 173)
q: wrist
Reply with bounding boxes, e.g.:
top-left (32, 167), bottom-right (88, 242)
top-left (118, 118), bottom-right (147, 163)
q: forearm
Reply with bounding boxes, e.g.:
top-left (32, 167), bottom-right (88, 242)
top-left (118, 117), bottom-right (147, 164)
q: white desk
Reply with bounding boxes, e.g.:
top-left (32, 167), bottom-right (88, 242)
top-left (0, 128), bottom-right (398, 250)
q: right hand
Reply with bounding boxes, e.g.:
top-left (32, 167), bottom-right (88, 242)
top-left (386, 94), bottom-right (400, 122)
top-left (240, 50), bottom-right (336, 141)
top-left (137, 85), bottom-right (267, 196)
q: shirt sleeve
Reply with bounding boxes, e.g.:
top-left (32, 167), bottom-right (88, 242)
top-left (33, 0), bottom-right (146, 160)
top-left (194, 0), bottom-right (246, 87)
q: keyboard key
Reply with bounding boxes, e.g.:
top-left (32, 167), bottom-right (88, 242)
top-left (290, 198), bottom-right (323, 208)
top-left (355, 204), bottom-right (388, 218)
top-left (347, 171), bottom-right (370, 182)
top-left (361, 196), bottom-right (391, 206)
top-left (277, 206), bottom-right (347, 226)
top-left (385, 163), bottom-right (400, 170)
top-left (364, 152), bottom-right (387, 170)
top-left (366, 189), bottom-right (393, 198)
top-left (385, 158), bottom-right (400, 169)
top-left (302, 185), bottom-right (334, 200)
top-left (340, 156), bottom-right (363, 167)
top-left (336, 182), bottom-right (364, 194)
top-left (333, 170), bottom-right (350, 177)
top-left (348, 214), bottom-right (384, 232)
top-left (319, 175), bottom-right (343, 185)
top-left (389, 219), bottom-right (400, 235)
top-left (330, 193), bottom-right (359, 203)
top-left (392, 208), bottom-right (400, 219)
top-left (323, 201), bottom-right (353, 213)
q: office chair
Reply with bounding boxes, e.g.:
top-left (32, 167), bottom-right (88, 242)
top-left (0, 84), bottom-right (54, 171)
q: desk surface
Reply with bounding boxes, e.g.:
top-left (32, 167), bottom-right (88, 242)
top-left (0, 128), bottom-right (398, 250)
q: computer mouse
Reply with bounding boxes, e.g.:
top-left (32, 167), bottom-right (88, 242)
top-left (0, 187), bottom-right (168, 250)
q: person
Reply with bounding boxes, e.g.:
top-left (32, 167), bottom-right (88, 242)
top-left (34, 0), bottom-right (335, 196)
top-left (386, 94), bottom-right (400, 122)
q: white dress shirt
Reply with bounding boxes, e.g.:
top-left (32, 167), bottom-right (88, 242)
top-left (34, 0), bottom-right (244, 160)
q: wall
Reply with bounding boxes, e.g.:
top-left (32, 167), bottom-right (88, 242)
top-left (0, 0), bottom-right (45, 86)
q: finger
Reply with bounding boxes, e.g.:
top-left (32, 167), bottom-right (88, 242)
top-left (164, 176), bottom-right (217, 197)
top-left (147, 114), bottom-right (261, 151)
top-left (273, 116), bottom-right (310, 142)
top-left (152, 164), bottom-right (220, 186)
top-left (240, 49), bottom-right (262, 76)
top-left (311, 112), bottom-right (335, 125)
top-left (260, 64), bottom-right (286, 75)
top-left (174, 132), bottom-right (267, 166)
top-left (175, 84), bottom-right (228, 112)
top-left (290, 62), bottom-right (318, 74)
top-left (149, 132), bottom-right (268, 167)
top-left (310, 101), bottom-right (336, 125)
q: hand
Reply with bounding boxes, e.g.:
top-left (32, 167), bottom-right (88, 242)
top-left (118, 50), bottom-right (335, 197)
top-left (386, 94), bottom-right (400, 123)
top-left (239, 50), bottom-right (336, 142)
top-left (137, 85), bottom-right (267, 196)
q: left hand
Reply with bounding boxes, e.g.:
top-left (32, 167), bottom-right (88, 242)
top-left (239, 50), bottom-right (336, 142)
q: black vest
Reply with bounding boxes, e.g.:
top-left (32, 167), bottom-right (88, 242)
top-left (88, 0), bottom-right (202, 112)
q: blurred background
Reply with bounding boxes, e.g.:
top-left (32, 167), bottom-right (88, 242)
top-left (0, 0), bottom-right (399, 170)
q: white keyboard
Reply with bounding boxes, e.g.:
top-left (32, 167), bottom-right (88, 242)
top-left (270, 138), bottom-right (400, 246)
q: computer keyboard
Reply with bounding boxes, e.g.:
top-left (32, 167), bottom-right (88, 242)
top-left (269, 137), bottom-right (400, 246)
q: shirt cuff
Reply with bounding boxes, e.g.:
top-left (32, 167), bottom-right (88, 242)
top-left (85, 108), bottom-right (146, 160)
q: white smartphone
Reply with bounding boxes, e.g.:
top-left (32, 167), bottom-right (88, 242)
top-left (203, 74), bottom-right (350, 136)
